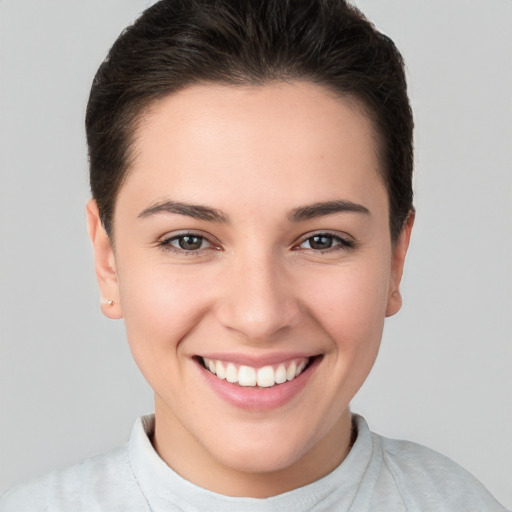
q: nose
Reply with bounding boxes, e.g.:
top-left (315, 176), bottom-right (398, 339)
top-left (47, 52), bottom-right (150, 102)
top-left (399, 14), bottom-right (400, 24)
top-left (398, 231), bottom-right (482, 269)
top-left (215, 251), bottom-right (301, 342)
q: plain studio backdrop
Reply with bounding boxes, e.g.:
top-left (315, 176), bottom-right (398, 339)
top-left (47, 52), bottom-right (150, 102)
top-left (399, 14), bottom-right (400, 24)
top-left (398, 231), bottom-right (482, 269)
top-left (0, 0), bottom-right (511, 507)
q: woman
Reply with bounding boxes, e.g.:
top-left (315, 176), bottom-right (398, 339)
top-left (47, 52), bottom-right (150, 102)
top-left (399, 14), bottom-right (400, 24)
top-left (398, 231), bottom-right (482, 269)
top-left (1, 0), bottom-right (508, 510)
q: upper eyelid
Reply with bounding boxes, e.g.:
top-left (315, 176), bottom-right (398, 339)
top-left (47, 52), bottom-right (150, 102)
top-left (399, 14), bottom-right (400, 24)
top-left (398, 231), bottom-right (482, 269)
top-left (295, 230), bottom-right (353, 244)
top-left (159, 229), bottom-right (216, 243)
top-left (169, 233), bottom-right (211, 244)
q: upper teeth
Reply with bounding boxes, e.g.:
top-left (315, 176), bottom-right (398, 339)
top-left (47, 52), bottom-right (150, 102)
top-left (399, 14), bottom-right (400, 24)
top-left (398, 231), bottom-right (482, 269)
top-left (202, 357), bottom-right (309, 388)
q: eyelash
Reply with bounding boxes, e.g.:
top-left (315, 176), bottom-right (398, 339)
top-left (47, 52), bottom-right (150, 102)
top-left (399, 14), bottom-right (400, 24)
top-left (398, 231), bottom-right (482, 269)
top-left (158, 231), bottom-right (355, 255)
top-left (294, 232), bottom-right (355, 252)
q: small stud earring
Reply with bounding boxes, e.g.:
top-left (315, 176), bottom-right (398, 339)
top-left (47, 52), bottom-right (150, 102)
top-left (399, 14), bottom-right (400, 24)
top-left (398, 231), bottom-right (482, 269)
top-left (104, 299), bottom-right (115, 306)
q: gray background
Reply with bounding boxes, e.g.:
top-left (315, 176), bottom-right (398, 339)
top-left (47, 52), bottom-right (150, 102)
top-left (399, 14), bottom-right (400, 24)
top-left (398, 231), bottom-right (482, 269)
top-left (1, 0), bottom-right (511, 507)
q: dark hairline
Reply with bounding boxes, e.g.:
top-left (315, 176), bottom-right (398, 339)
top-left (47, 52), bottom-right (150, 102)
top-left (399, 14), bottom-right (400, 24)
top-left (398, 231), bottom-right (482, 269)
top-left (87, 0), bottom-right (414, 245)
top-left (108, 79), bottom-right (390, 237)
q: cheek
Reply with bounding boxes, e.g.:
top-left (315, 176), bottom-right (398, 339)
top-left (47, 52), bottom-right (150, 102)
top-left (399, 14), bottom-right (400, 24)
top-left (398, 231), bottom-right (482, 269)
top-left (116, 262), bottom-right (213, 369)
top-left (302, 264), bottom-right (391, 412)
top-left (303, 261), bottom-right (391, 348)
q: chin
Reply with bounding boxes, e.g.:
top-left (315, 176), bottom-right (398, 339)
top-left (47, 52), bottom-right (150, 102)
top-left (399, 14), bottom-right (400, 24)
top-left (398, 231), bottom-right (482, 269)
top-left (220, 449), bottom-right (304, 475)
top-left (207, 427), bottom-right (313, 474)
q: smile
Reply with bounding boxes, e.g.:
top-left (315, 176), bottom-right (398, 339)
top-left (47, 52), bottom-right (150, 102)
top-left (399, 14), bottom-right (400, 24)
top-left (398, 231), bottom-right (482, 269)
top-left (196, 354), bottom-right (322, 411)
top-left (201, 357), bottom-right (309, 388)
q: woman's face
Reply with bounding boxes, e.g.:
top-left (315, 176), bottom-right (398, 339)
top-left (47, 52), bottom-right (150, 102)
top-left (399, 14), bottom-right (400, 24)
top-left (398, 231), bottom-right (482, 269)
top-left (88, 81), bottom-right (412, 495)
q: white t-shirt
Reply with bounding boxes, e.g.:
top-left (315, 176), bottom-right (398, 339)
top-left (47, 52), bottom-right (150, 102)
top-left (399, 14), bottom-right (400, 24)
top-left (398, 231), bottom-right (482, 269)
top-left (1, 415), bottom-right (507, 511)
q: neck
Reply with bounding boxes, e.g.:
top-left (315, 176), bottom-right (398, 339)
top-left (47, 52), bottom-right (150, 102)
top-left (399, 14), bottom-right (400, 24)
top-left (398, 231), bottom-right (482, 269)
top-left (151, 400), bottom-right (354, 498)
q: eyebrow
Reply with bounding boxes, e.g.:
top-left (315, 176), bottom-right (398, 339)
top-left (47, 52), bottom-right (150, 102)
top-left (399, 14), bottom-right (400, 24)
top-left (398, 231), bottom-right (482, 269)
top-left (137, 199), bottom-right (369, 224)
top-left (288, 200), bottom-right (371, 222)
top-left (138, 200), bottom-right (229, 223)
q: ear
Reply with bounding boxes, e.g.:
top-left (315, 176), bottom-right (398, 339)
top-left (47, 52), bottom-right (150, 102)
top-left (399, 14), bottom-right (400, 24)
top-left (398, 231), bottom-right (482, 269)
top-left (86, 199), bottom-right (123, 319)
top-left (386, 211), bottom-right (415, 317)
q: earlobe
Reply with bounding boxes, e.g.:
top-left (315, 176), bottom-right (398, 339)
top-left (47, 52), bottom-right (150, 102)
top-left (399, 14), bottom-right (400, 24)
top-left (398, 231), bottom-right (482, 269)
top-left (386, 290), bottom-right (402, 317)
top-left (86, 199), bottom-right (123, 320)
top-left (385, 211), bottom-right (415, 318)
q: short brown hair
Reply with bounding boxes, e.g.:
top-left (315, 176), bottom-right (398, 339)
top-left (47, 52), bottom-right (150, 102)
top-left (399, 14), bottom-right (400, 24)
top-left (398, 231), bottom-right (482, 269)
top-left (86, 0), bottom-right (414, 241)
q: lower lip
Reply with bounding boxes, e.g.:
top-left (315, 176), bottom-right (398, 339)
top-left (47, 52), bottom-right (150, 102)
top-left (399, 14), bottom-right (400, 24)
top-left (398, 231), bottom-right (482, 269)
top-left (196, 357), bottom-right (321, 412)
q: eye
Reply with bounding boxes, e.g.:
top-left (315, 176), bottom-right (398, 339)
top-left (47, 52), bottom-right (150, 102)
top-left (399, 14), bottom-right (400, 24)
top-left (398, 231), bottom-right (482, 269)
top-left (159, 232), bottom-right (216, 253)
top-left (297, 233), bottom-right (354, 252)
top-left (173, 234), bottom-right (207, 251)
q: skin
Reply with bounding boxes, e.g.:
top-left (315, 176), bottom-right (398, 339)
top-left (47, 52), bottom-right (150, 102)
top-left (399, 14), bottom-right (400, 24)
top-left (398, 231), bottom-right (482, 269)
top-left (87, 81), bottom-right (413, 497)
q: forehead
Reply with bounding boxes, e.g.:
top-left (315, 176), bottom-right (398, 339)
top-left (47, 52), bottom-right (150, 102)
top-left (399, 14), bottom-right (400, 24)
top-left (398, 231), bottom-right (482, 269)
top-left (121, 81), bottom-right (386, 218)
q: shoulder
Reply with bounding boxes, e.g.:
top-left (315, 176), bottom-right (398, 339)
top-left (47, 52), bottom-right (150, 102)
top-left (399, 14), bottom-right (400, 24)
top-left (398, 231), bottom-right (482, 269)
top-left (0, 444), bottom-right (149, 512)
top-left (375, 432), bottom-right (507, 511)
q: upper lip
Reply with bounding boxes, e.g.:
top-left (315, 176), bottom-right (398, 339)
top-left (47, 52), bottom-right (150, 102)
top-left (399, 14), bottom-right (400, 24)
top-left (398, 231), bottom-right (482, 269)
top-left (196, 352), bottom-right (320, 367)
